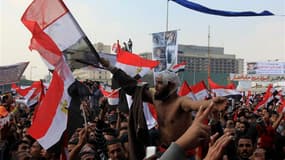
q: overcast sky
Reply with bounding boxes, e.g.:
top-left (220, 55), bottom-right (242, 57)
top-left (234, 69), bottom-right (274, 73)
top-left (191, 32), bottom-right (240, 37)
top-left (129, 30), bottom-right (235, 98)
top-left (1, 0), bottom-right (284, 80)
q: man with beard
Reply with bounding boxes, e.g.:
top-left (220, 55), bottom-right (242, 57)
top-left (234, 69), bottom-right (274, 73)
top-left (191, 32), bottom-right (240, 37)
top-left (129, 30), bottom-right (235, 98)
top-left (100, 58), bottom-right (227, 159)
top-left (237, 136), bottom-right (254, 160)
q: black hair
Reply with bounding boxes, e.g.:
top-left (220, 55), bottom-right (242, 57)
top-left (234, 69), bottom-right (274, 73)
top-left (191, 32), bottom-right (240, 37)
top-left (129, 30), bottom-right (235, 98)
top-left (106, 138), bottom-right (121, 146)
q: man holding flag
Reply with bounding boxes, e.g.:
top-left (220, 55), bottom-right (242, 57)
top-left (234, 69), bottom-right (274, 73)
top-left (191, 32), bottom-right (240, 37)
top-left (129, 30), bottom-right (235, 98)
top-left (100, 57), bottom-right (228, 159)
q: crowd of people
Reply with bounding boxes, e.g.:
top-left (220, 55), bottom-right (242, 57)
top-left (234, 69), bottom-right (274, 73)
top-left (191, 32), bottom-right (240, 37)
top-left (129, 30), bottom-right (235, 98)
top-left (0, 58), bottom-right (285, 160)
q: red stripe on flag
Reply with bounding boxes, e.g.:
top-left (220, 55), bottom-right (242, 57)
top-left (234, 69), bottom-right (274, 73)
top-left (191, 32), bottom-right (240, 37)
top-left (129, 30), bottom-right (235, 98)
top-left (28, 71), bottom-right (63, 139)
top-left (117, 48), bottom-right (159, 68)
top-left (178, 81), bottom-right (191, 96)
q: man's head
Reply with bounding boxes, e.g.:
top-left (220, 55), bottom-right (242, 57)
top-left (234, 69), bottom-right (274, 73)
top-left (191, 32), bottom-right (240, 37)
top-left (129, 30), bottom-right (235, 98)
top-left (79, 144), bottom-right (98, 160)
top-left (17, 140), bottom-right (30, 153)
top-left (107, 139), bottom-right (126, 160)
top-left (30, 141), bottom-right (42, 158)
top-left (154, 71), bottom-right (180, 100)
top-left (237, 136), bottom-right (254, 159)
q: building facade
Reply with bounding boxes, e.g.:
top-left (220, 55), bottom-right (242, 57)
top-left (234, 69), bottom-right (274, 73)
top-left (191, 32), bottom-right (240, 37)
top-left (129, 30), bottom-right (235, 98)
top-left (140, 44), bottom-right (244, 85)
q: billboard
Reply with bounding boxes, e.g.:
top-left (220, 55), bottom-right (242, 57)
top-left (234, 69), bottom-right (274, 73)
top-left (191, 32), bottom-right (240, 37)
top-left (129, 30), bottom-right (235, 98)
top-left (247, 62), bottom-right (285, 75)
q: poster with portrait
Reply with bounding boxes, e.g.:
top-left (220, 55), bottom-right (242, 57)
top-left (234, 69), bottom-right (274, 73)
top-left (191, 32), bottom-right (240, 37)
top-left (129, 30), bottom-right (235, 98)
top-left (152, 30), bottom-right (178, 73)
top-left (247, 62), bottom-right (285, 75)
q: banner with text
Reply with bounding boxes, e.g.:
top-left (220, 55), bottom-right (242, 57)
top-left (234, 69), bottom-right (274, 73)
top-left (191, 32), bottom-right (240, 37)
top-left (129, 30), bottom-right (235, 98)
top-left (230, 73), bottom-right (285, 82)
top-left (247, 62), bottom-right (285, 75)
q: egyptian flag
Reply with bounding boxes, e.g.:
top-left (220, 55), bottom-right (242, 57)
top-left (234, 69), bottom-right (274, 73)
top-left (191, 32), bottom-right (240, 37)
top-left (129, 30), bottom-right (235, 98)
top-left (115, 43), bottom-right (159, 78)
top-left (22, 0), bottom-right (77, 150)
top-left (245, 91), bottom-right (252, 106)
top-left (12, 81), bottom-right (46, 107)
top-left (125, 94), bottom-right (157, 130)
top-left (277, 96), bottom-right (285, 113)
top-left (208, 78), bottom-right (241, 97)
top-left (178, 81), bottom-right (197, 100)
top-left (99, 87), bottom-right (120, 105)
top-left (22, 0), bottom-right (99, 71)
top-left (169, 62), bottom-right (186, 73)
top-left (254, 84), bottom-right (273, 112)
top-left (191, 81), bottom-right (209, 100)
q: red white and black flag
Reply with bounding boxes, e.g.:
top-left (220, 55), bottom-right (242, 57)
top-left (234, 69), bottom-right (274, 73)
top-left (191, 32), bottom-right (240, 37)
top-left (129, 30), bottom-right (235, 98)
top-left (169, 62), bottom-right (186, 73)
top-left (21, 0), bottom-right (90, 150)
top-left (115, 43), bottom-right (159, 78)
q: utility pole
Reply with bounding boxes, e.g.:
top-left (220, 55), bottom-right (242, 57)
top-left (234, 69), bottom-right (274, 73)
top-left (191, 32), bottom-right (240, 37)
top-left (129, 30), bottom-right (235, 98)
top-left (207, 25), bottom-right (211, 78)
top-left (166, 0), bottom-right (169, 31)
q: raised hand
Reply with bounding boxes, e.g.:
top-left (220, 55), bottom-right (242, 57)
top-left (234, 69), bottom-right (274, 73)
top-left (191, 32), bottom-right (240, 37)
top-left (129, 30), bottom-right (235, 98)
top-left (175, 102), bottom-right (214, 150)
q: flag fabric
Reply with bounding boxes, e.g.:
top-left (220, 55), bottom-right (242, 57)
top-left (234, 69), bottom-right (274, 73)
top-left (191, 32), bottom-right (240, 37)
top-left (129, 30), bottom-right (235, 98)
top-left (245, 91), bottom-right (252, 106)
top-left (22, 0), bottom-right (76, 150)
top-left (190, 80), bottom-right (209, 100)
top-left (12, 81), bottom-right (46, 107)
top-left (21, 0), bottom-right (98, 71)
top-left (178, 81), bottom-right (197, 100)
top-left (125, 94), bottom-right (157, 130)
top-left (276, 90), bottom-right (285, 113)
top-left (171, 0), bottom-right (274, 17)
top-left (169, 62), bottom-right (186, 73)
top-left (27, 69), bottom-right (74, 149)
top-left (277, 97), bottom-right (285, 113)
top-left (143, 103), bottom-right (157, 130)
top-left (254, 84), bottom-right (273, 112)
top-left (99, 87), bottom-right (120, 105)
top-left (115, 43), bottom-right (159, 78)
top-left (208, 78), bottom-right (241, 97)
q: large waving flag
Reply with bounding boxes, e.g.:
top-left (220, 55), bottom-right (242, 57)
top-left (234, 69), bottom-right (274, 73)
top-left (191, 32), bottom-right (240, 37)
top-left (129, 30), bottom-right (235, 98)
top-left (208, 78), bottom-right (241, 97)
top-left (115, 43), bottom-right (159, 78)
top-left (21, 0), bottom-right (99, 71)
top-left (22, 0), bottom-right (76, 150)
top-left (171, 0), bottom-right (274, 17)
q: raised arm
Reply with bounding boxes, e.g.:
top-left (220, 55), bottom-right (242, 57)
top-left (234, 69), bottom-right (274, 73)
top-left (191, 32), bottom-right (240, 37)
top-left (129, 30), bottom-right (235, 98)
top-left (180, 96), bottom-right (228, 112)
top-left (100, 58), bottom-right (153, 103)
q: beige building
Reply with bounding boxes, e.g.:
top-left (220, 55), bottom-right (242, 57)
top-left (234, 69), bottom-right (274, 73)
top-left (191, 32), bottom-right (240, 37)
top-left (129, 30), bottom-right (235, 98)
top-left (140, 44), bottom-right (244, 74)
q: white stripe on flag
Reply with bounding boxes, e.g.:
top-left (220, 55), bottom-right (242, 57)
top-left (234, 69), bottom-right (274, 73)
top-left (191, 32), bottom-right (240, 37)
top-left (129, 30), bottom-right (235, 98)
top-left (115, 62), bottom-right (151, 77)
top-left (194, 89), bottom-right (208, 100)
top-left (44, 13), bottom-right (84, 51)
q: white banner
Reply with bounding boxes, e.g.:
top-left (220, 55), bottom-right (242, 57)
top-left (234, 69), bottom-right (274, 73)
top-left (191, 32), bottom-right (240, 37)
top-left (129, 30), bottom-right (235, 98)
top-left (230, 73), bottom-right (285, 82)
top-left (247, 62), bottom-right (285, 75)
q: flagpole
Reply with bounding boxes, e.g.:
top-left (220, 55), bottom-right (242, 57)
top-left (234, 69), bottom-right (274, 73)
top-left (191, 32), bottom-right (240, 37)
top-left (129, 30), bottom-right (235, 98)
top-left (207, 25), bottom-right (211, 89)
top-left (166, 0), bottom-right (169, 31)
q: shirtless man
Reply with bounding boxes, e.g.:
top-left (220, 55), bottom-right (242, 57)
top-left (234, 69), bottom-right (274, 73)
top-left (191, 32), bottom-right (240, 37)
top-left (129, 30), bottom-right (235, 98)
top-left (100, 58), bottom-right (227, 156)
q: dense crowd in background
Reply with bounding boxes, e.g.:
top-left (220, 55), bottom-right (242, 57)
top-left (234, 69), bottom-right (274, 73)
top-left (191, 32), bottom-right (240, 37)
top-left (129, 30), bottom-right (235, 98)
top-left (0, 78), bottom-right (285, 160)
